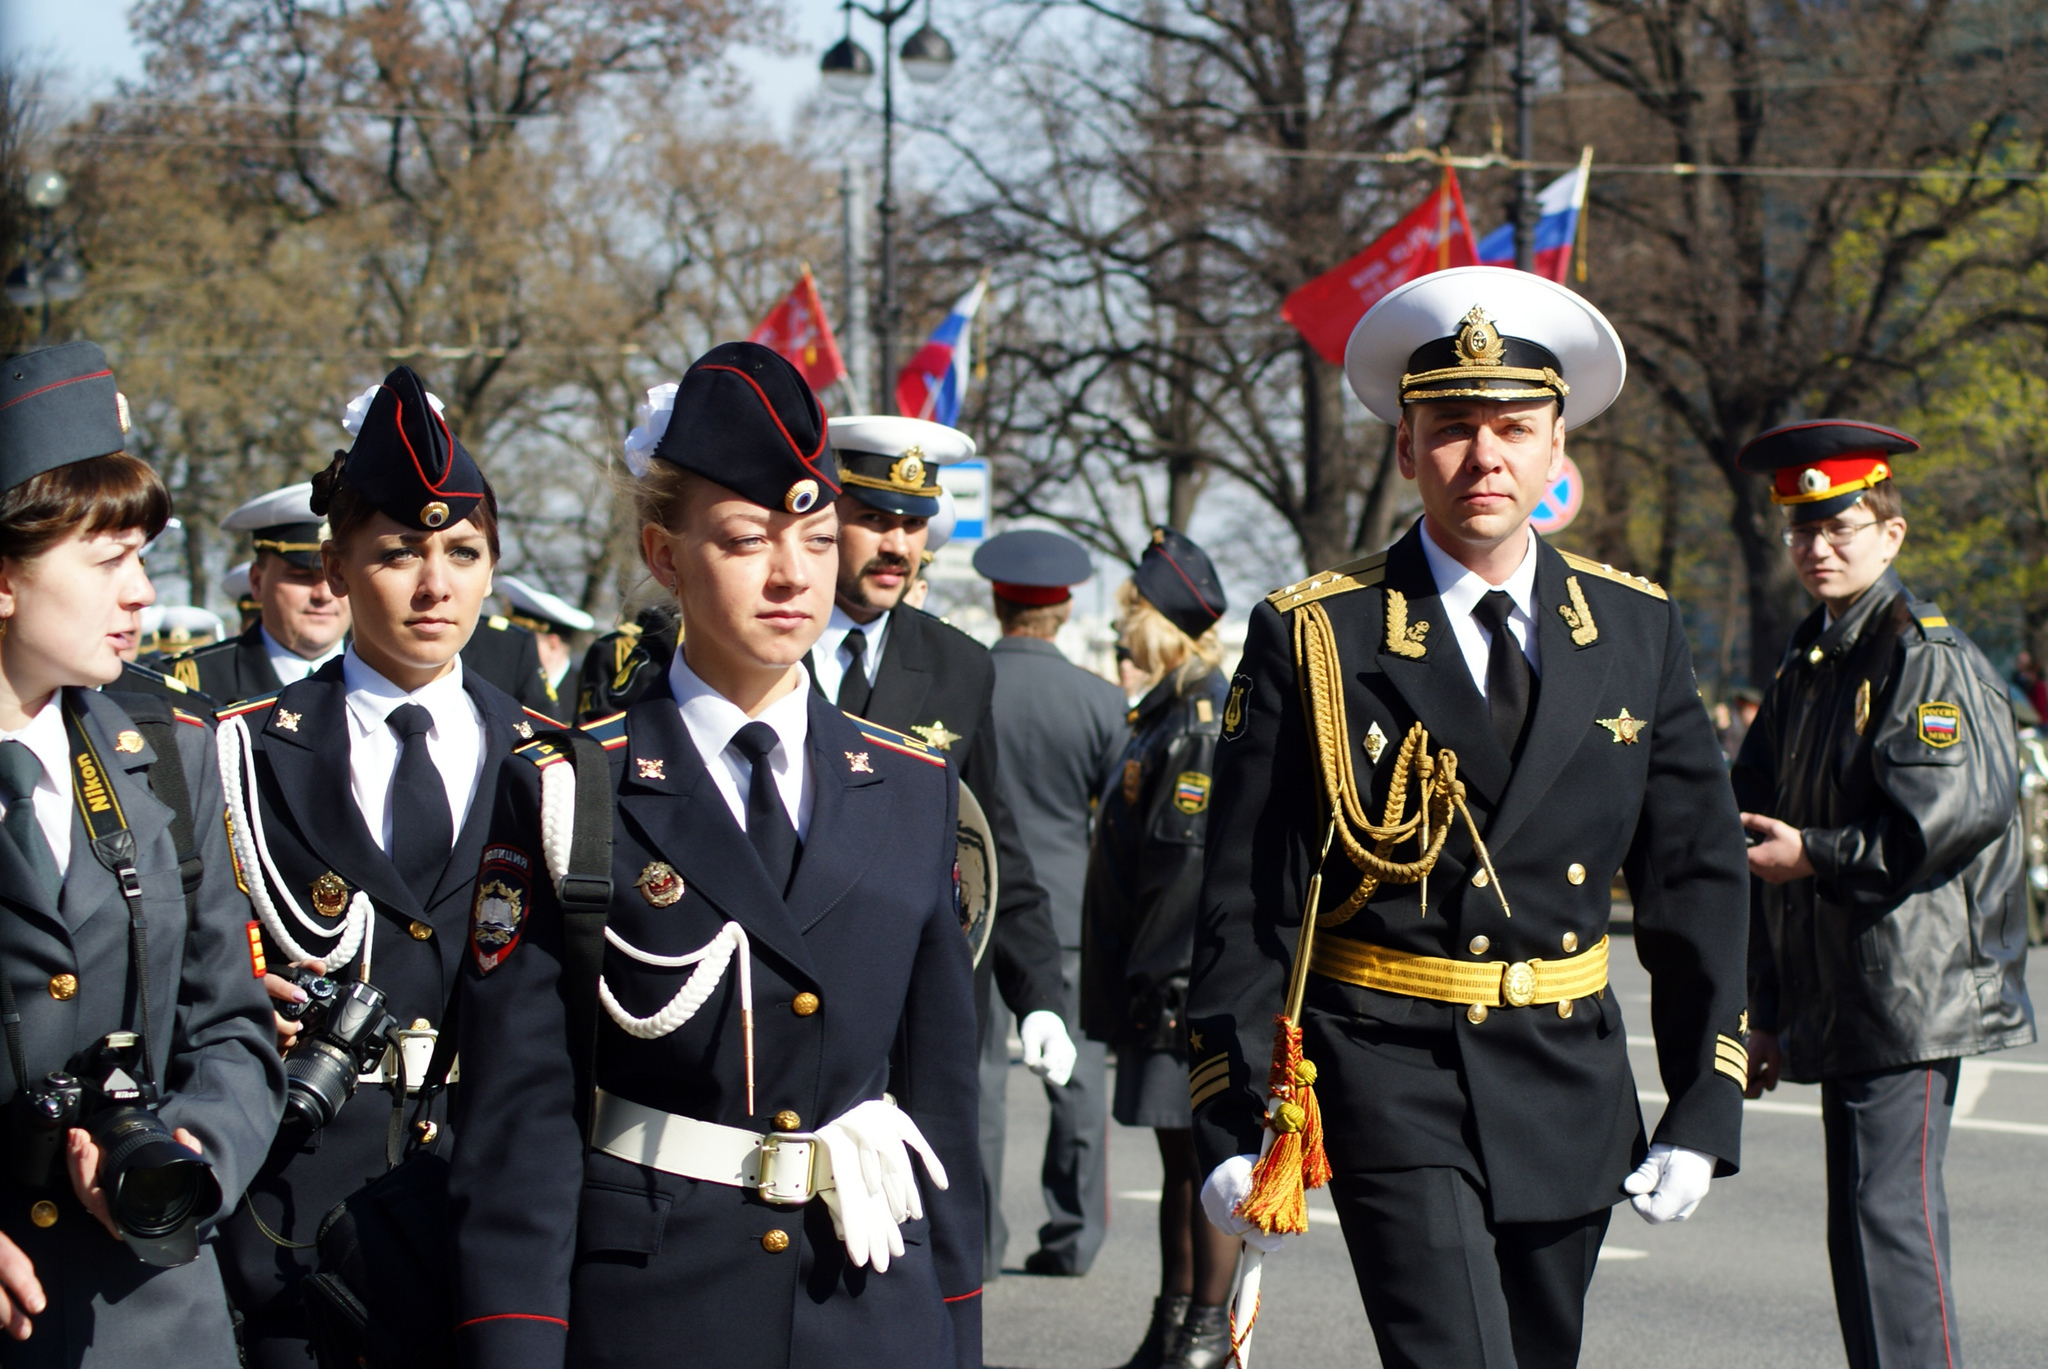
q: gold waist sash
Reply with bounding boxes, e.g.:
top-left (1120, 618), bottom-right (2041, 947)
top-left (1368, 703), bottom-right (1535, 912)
top-left (1310, 935), bottom-right (1609, 1008)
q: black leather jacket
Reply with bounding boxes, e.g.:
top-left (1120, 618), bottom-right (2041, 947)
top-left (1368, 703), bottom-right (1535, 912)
top-left (1081, 670), bottom-right (1226, 1050)
top-left (1733, 570), bottom-right (2035, 1080)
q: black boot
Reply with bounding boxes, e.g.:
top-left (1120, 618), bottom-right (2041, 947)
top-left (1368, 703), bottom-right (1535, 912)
top-left (1118, 1294), bottom-right (1192, 1369)
top-left (1163, 1303), bottom-right (1231, 1369)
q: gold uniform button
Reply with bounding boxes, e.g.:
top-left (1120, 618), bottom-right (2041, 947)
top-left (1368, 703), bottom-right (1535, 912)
top-left (792, 992), bottom-right (820, 1017)
top-left (1471, 868), bottom-right (1490, 889)
top-left (411, 1018), bottom-right (432, 1031)
top-left (29, 1200), bottom-right (57, 1228)
top-left (1566, 863), bottom-right (1587, 886)
top-left (416, 1120), bottom-right (440, 1145)
top-left (47, 974), bottom-right (77, 1001)
top-left (1466, 1004), bottom-right (1489, 1025)
top-left (1561, 932), bottom-right (1579, 953)
top-left (761, 1229), bottom-right (791, 1253)
top-left (772, 1110), bottom-right (802, 1132)
top-left (1468, 936), bottom-right (1491, 956)
top-left (1557, 1000), bottom-right (1575, 1019)
top-left (409, 921), bottom-right (433, 941)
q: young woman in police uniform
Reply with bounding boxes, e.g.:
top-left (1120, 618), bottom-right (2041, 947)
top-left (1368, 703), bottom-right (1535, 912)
top-left (211, 366), bottom-right (550, 1367)
top-left (0, 341), bottom-right (283, 1367)
top-left (448, 342), bottom-right (981, 1369)
top-left (1079, 530), bottom-right (1233, 1369)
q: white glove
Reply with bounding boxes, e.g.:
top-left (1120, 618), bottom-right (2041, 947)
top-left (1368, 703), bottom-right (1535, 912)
top-left (814, 1096), bottom-right (949, 1273)
top-left (1019, 1010), bottom-right (1078, 1088)
top-left (1623, 1142), bottom-right (1714, 1224)
top-left (1199, 1154), bottom-right (1287, 1253)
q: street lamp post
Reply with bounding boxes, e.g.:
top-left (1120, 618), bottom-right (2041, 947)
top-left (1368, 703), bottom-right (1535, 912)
top-left (4, 171), bottom-right (85, 341)
top-left (821, 1), bottom-right (955, 414)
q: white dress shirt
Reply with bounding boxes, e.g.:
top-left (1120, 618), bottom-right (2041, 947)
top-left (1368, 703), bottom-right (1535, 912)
top-left (263, 625), bottom-right (344, 687)
top-left (668, 652), bottom-right (815, 841)
top-left (0, 697), bottom-right (74, 874)
top-left (807, 606), bottom-right (891, 705)
top-left (341, 649), bottom-right (486, 855)
top-left (1418, 521), bottom-right (1541, 700)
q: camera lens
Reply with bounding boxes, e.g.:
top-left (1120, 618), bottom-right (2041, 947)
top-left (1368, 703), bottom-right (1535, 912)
top-left (90, 1106), bottom-right (220, 1268)
top-left (283, 1040), bottom-right (362, 1133)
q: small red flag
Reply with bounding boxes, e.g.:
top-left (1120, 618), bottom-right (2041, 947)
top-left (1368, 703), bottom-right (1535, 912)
top-left (1280, 167), bottom-right (1480, 365)
top-left (749, 266), bottom-right (848, 395)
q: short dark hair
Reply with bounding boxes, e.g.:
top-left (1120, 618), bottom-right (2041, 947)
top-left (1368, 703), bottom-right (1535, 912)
top-left (0, 453), bottom-right (170, 563)
top-left (323, 476), bottom-right (501, 559)
top-left (1860, 479), bottom-right (1903, 522)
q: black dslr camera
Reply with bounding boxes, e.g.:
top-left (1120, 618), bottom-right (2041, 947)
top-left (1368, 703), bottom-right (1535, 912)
top-left (10, 1031), bottom-right (221, 1268)
top-left (279, 972), bottom-right (400, 1134)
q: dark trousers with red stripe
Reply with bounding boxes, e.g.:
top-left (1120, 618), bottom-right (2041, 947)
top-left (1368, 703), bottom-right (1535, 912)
top-left (1822, 1058), bottom-right (1963, 1369)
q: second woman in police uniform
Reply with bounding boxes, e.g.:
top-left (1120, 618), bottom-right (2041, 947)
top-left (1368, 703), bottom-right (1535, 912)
top-left (211, 366), bottom-right (550, 1367)
top-left (1081, 529), bottom-right (1233, 1369)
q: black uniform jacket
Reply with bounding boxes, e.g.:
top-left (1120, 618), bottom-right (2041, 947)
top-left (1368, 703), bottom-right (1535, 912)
top-left (209, 661), bottom-right (543, 1333)
top-left (1080, 671), bottom-right (1225, 1048)
top-left (0, 689), bottom-right (284, 1369)
top-left (573, 608), bottom-right (678, 724)
top-left (167, 618), bottom-right (560, 716)
top-left (113, 659), bottom-right (219, 713)
top-left (1187, 525), bottom-right (1750, 1224)
top-left (1732, 570), bottom-right (2034, 1081)
top-left (448, 688), bottom-right (983, 1369)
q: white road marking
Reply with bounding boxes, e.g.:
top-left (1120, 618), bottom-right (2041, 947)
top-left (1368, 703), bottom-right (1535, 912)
top-left (1599, 1247), bottom-right (1649, 1261)
top-left (1635, 1089), bottom-right (2048, 1136)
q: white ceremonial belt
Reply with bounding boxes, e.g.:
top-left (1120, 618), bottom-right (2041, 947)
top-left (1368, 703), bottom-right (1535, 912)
top-left (591, 1088), bottom-right (832, 1206)
top-left (358, 1027), bottom-right (458, 1091)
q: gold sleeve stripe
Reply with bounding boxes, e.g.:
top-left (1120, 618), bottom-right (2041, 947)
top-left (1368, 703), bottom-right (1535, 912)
top-left (1190, 1075), bottom-right (1232, 1110)
top-left (1189, 1056), bottom-right (1231, 1088)
top-left (1556, 549), bottom-right (1669, 601)
top-left (1266, 551), bottom-right (1389, 612)
top-left (1716, 1034), bottom-right (1746, 1056)
top-left (1713, 1054), bottom-right (1747, 1086)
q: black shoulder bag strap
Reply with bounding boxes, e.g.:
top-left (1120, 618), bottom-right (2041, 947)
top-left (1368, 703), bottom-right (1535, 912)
top-left (62, 706), bottom-right (161, 1092)
top-left (548, 729), bottom-right (615, 1143)
top-left (101, 691), bottom-right (204, 916)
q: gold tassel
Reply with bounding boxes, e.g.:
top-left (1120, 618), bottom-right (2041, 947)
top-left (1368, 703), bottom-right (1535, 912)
top-left (1236, 1016), bottom-right (1331, 1235)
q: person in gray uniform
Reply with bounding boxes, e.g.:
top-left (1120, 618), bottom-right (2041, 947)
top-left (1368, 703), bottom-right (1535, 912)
top-left (974, 530), bottom-right (1126, 1278)
top-left (0, 340), bottom-right (284, 1367)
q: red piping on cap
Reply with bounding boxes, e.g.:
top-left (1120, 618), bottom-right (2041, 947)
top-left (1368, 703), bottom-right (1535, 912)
top-left (0, 368), bottom-right (114, 411)
top-left (385, 389), bottom-right (482, 502)
top-left (1155, 547), bottom-right (1223, 621)
top-left (697, 364), bottom-right (838, 492)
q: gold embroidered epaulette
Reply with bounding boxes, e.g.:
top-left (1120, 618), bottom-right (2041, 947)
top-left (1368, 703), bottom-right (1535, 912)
top-left (849, 716), bottom-right (947, 767)
top-left (1556, 550), bottom-right (1667, 601)
top-left (216, 692), bottom-right (281, 722)
top-left (1266, 550), bottom-right (1390, 612)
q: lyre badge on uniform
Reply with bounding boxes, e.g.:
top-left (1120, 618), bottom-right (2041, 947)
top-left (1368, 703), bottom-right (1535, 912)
top-left (470, 845), bottom-right (532, 975)
top-left (636, 757), bottom-right (665, 781)
top-left (275, 709), bottom-right (301, 733)
top-left (1853, 679), bottom-right (1871, 736)
top-left (1917, 701), bottom-right (1961, 749)
top-left (1363, 720), bottom-right (1388, 764)
top-left (1221, 673), bottom-right (1251, 742)
top-left (1558, 576), bottom-right (1598, 648)
top-left (1384, 589), bottom-right (1429, 659)
top-left (311, 872), bottom-right (350, 918)
top-left (1172, 772), bottom-right (1211, 815)
top-left (910, 721), bottom-right (962, 751)
top-left (846, 751), bottom-right (873, 774)
top-left (1596, 708), bottom-right (1647, 744)
top-left (114, 730), bottom-right (145, 754)
top-left (1122, 759), bottom-right (1143, 805)
top-left (636, 862), bottom-right (685, 908)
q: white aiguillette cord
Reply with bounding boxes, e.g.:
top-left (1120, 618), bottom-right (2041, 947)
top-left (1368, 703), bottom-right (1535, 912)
top-left (541, 757), bottom-right (756, 1113)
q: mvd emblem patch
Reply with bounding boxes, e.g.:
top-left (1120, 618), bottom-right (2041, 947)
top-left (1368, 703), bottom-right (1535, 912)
top-left (1917, 701), bottom-right (1962, 749)
top-left (471, 845), bottom-right (532, 975)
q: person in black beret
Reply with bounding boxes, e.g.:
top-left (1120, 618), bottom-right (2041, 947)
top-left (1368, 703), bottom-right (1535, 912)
top-left (210, 363), bottom-right (557, 1369)
top-left (1731, 419), bottom-right (2032, 1369)
top-left (0, 341), bottom-right (283, 1368)
top-left (449, 342), bottom-right (983, 1369)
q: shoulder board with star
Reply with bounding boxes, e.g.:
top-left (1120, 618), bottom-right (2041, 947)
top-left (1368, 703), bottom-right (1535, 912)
top-left (172, 708), bottom-right (209, 728)
top-left (848, 716), bottom-right (947, 768)
top-left (1905, 598), bottom-right (1956, 644)
top-left (515, 710), bottom-right (630, 769)
top-left (1556, 550), bottom-right (1668, 601)
top-left (123, 660), bottom-right (197, 695)
top-left (579, 710), bottom-right (631, 750)
top-left (1265, 550), bottom-right (1389, 612)
top-left (216, 691), bottom-right (283, 722)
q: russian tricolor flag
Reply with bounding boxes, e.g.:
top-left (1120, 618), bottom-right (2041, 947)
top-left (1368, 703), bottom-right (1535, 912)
top-left (895, 276), bottom-right (988, 426)
top-left (1478, 160), bottom-right (1589, 283)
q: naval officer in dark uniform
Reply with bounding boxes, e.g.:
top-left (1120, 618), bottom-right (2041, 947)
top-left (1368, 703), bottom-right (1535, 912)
top-left (1188, 267), bottom-right (1750, 1369)
top-left (0, 341), bottom-right (284, 1367)
top-left (496, 575), bottom-right (595, 706)
top-left (1731, 421), bottom-right (2032, 1369)
top-left (448, 342), bottom-right (982, 1368)
top-left (973, 530), bottom-right (1125, 1280)
top-left (209, 365), bottom-right (554, 1367)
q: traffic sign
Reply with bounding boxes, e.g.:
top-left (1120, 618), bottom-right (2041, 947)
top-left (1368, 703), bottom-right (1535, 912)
top-left (937, 461), bottom-right (987, 544)
top-left (1531, 456), bottom-right (1584, 535)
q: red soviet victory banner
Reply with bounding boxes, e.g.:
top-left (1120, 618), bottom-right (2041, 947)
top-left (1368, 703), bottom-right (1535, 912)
top-left (1280, 166), bottom-right (1480, 365)
top-left (749, 265), bottom-right (848, 394)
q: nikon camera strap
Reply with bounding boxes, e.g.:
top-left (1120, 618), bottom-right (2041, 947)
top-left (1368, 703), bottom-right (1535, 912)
top-left (62, 705), bottom-right (160, 1092)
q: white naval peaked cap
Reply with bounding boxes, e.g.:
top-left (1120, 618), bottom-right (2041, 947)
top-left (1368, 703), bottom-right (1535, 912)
top-left (144, 605), bottom-right (227, 641)
top-left (221, 561), bottom-right (253, 601)
top-left (925, 487), bottom-right (958, 553)
top-left (497, 574), bottom-right (597, 634)
top-left (220, 482), bottom-right (321, 531)
top-left (827, 414), bottom-right (977, 464)
top-left (1343, 266), bottom-right (1626, 430)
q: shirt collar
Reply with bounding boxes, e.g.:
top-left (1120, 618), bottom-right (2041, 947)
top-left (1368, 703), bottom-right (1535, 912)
top-left (0, 695), bottom-right (72, 798)
top-left (1419, 521), bottom-right (1540, 622)
top-left (667, 651), bottom-right (812, 771)
top-left (827, 604), bottom-right (889, 654)
top-left (341, 646), bottom-right (469, 733)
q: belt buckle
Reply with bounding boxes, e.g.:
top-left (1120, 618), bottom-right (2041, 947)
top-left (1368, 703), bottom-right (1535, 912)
top-left (1502, 962), bottom-right (1537, 1008)
top-left (756, 1133), bottom-right (819, 1204)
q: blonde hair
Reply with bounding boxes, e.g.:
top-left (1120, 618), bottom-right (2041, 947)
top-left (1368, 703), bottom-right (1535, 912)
top-left (1117, 579), bottom-right (1221, 695)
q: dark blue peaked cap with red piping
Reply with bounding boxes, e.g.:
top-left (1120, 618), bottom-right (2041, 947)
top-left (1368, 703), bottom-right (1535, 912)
top-left (317, 364), bottom-right (486, 532)
top-left (0, 341), bottom-right (127, 494)
top-left (654, 341), bottom-right (838, 514)
top-left (1133, 526), bottom-right (1227, 640)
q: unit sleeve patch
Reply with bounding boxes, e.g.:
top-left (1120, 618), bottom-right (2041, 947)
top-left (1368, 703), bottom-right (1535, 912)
top-left (471, 844), bottom-right (533, 975)
top-left (1221, 673), bottom-right (1252, 742)
top-left (1916, 701), bottom-right (1961, 749)
top-left (1172, 771), bottom-right (1212, 814)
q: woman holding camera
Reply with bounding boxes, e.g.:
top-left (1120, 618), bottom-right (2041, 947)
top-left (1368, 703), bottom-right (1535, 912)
top-left (1080, 530), bottom-right (1233, 1369)
top-left (211, 366), bottom-right (548, 1368)
top-left (0, 341), bottom-right (283, 1366)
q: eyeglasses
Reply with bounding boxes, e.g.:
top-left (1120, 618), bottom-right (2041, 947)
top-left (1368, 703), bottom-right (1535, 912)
top-left (1781, 520), bottom-right (1879, 549)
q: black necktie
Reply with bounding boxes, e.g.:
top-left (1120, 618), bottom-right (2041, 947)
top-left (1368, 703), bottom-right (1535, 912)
top-left (731, 721), bottom-right (799, 893)
top-left (0, 740), bottom-right (61, 903)
top-left (387, 702), bottom-right (453, 900)
top-left (1473, 590), bottom-right (1532, 761)
top-left (836, 629), bottom-right (872, 716)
